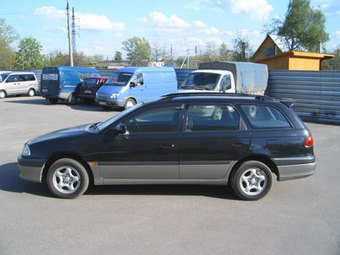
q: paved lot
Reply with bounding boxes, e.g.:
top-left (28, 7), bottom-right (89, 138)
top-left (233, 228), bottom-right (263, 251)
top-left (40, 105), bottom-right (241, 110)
top-left (0, 96), bottom-right (339, 255)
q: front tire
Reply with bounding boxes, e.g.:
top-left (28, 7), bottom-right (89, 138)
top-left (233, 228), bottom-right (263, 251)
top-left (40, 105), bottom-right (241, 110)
top-left (230, 160), bottom-right (272, 200)
top-left (0, 90), bottom-right (6, 99)
top-left (46, 158), bottom-right (89, 199)
top-left (124, 98), bottom-right (136, 110)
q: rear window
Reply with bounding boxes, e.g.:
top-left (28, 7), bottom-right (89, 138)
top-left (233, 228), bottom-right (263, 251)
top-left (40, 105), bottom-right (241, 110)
top-left (23, 74), bottom-right (36, 81)
top-left (84, 78), bottom-right (99, 86)
top-left (240, 104), bottom-right (291, 129)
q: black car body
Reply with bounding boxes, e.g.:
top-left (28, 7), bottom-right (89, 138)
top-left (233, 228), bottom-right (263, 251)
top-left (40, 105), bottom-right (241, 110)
top-left (18, 93), bottom-right (316, 200)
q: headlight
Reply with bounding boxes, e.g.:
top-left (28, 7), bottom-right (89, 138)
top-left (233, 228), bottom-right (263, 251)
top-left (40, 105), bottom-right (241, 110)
top-left (22, 144), bottom-right (31, 157)
top-left (110, 93), bottom-right (119, 99)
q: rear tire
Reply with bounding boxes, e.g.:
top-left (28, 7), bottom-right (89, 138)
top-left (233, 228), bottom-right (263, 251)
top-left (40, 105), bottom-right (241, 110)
top-left (67, 93), bottom-right (77, 105)
top-left (46, 158), bottom-right (89, 199)
top-left (48, 98), bottom-right (58, 104)
top-left (0, 90), bottom-right (6, 99)
top-left (230, 160), bottom-right (272, 200)
top-left (28, 88), bottom-right (35, 97)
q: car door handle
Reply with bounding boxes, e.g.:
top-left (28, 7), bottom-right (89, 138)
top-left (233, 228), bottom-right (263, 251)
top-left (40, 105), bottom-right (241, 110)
top-left (160, 144), bottom-right (175, 149)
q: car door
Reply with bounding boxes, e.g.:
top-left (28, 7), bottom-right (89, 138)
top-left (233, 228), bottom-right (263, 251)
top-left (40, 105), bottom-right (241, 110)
top-left (179, 103), bottom-right (251, 179)
top-left (99, 104), bottom-right (182, 180)
top-left (128, 72), bottom-right (145, 103)
top-left (5, 74), bottom-right (25, 95)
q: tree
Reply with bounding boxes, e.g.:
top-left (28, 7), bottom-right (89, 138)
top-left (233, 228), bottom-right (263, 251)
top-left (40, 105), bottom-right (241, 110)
top-left (15, 37), bottom-right (46, 69)
top-left (122, 37), bottom-right (151, 66)
top-left (202, 42), bottom-right (219, 62)
top-left (0, 18), bottom-right (18, 69)
top-left (322, 48), bottom-right (340, 70)
top-left (231, 37), bottom-right (253, 62)
top-left (47, 50), bottom-right (69, 66)
top-left (219, 42), bottom-right (231, 61)
top-left (114, 51), bottom-right (122, 61)
top-left (269, 0), bottom-right (329, 51)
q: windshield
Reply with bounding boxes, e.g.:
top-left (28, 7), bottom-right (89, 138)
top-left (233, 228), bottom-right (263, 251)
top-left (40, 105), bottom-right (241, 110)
top-left (179, 73), bottom-right (220, 91)
top-left (96, 103), bottom-right (143, 131)
top-left (104, 72), bottom-right (133, 86)
top-left (0, 73), bottom-right (10, 82)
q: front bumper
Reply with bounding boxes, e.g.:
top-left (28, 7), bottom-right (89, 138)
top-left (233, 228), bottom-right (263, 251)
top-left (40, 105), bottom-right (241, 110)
top-left (274, 156), bottom-right (317, 181)
top-left (96, 98), bottom-right (125, 108)
top-left (17, 156), bottom-right (45, 183)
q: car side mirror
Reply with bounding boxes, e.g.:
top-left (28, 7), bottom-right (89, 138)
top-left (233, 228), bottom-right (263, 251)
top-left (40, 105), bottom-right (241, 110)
top-left (130, 82), bottom-right (136, 88)
top-left (114, 123), bottom-right (127, 134)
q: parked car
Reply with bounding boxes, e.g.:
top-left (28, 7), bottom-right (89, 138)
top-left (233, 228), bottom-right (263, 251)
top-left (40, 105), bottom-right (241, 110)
top-left (0, 72), bottom-right (38, 99)
top-left (96, 67), bottom-right (178, 110)
top-left (18, 93), bottom-right (316, 200)
top-left (40, 66), bottom-right (100, 104)
top-left (78, 77), bottom-right (108, 104)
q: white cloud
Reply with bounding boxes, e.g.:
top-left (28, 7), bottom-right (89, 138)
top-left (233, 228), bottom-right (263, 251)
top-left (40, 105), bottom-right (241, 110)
top-left (185, 0), bottom-right (225, 12)
top-left (230, 0), bottom-right (273, 21)
top-left (241, 29), bottom-right (260, 37)
top-left (336, 31), bottom-right (340, 39)
top-left (138, 11), bottom-right (191, 33)
top-left (35, 6), bottom-right (124, 35)
top-left (35, 6), bottom-right (65, 20)
top-left (186, 0), bottom-right (273, 21)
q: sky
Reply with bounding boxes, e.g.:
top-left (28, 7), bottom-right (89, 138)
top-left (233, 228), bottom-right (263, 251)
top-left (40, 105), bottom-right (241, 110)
top-left (1, 0), bottom-right (340, 59)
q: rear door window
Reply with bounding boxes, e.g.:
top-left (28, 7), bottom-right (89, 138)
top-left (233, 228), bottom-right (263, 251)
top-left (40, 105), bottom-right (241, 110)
top-left (186, 104), bottom-right (240, 132)
top-left (240, 104), bottom-right (291, 129)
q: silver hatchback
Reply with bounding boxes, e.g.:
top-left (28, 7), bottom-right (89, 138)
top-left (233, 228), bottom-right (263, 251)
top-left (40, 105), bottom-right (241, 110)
top-left (0, 72), bottom-right (39, 99)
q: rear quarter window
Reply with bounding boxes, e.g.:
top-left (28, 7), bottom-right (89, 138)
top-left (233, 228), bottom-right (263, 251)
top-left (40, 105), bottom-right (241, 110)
top-left (240, 104), bottom-right (291, 129)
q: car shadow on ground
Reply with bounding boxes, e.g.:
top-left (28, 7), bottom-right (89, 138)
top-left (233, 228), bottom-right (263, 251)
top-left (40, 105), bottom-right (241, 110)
top-left (3, 97), bottom-right (49, 105)
top-left (0, 162), bottom-right (237, 200)
top-left (86, 184), bottom-right (237, 200)
top-left (0, 162), bottom-right (52, 197)
top-left (3, 97), bottom-right (114, 112)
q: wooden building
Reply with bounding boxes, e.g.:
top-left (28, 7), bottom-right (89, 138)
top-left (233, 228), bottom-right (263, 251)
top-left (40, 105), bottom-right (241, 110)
top-left (253, 34), bottom-right (334, 71)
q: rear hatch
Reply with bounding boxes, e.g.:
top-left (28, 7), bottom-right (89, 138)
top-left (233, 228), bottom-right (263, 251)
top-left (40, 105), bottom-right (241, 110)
top-left (79, 78), bottom-right (100, 96)
top-left (41, 67), bottom-right (59, 97)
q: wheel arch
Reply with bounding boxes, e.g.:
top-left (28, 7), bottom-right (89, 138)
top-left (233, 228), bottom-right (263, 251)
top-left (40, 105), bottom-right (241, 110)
top-left (42, 153), bottom-right (94, 185)
top-left (228, 154), bottom-right (279, 185)
top-left (0, 89), bottom-right (7, 97)
top-left (125, 97), bottom-right (137, 104)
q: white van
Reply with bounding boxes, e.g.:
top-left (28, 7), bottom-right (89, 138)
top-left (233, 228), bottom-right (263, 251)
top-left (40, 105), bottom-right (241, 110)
top-left (0, 72), bottom-right (39, 99)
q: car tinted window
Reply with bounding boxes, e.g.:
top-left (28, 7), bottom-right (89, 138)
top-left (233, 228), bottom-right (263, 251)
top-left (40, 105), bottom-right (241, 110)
top-left (186, 104), bottom-right (240, 132)
top-left (84, 78), bottom-right (99, 86)
top-left (23, 74), bottom-right (36, 81)
top-left (240, 104), bottom-right (291, 129)
top-left (7, 75), bottom-right (25, 82)
top-left (125, 106), bottom-right (180, 133)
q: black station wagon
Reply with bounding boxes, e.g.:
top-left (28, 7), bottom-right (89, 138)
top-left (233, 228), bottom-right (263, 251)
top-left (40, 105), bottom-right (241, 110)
top-left (18, 93), bottom-right (316, 200)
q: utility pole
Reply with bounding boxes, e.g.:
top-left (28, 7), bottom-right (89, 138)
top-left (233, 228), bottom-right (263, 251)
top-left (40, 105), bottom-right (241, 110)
top-left (66, 2), bottom-right (73, 66)
top-left (72, 7), bottom-right (76, 52)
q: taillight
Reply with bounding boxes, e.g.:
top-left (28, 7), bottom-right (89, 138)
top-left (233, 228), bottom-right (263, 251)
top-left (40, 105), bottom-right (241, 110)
top-left (304, 136), bottom-right (314, 148)
top-left (59, 83), bottom-right (62, 90)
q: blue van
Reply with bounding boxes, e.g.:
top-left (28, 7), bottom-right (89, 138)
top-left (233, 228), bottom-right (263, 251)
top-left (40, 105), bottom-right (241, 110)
top-left (41, 66), bottom-right (99, 104)
top-left (95, 67), bottom-right (178, 110)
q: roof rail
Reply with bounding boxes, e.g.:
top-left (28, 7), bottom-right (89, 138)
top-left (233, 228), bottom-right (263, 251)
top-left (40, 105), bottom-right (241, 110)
top-left (162, 92), bottom-right (274, 101)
